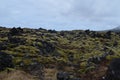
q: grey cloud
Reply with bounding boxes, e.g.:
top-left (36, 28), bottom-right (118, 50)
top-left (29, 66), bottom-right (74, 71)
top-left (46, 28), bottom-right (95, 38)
top-left (62, 0), bottom-right (120, 20)
top-left (0, 0), bottom-right (120, 30)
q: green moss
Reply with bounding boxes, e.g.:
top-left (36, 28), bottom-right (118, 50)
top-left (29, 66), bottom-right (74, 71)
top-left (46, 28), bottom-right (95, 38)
top-left (13, 57), bottom-right (23, 65)
top-left (37, 42), bottom-right (43, 47)
top-left (1, 27), bottom-right (120, 78)
top-left (0, 37), bottom-right (7, 42)
top-left (13, 45), bottom-right (39, 55)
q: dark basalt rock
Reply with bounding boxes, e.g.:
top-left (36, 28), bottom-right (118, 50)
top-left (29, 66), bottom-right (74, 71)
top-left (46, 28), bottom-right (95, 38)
top-left (57, 72), bottom-right (81, 80)
top-left (104, 58), bottom-right (120, 80)
top-left (48, 29), bottom-right (57, 33)
top-left (8, 36), bottom-right (26, 45)
top-left (57, 72), bottom-right (70, 80)
top-left (87, 51), bottom-right (113, 66)
top-left (26, 62), bottom-right (44, 80)
top-left (35, 40), bottom-right (55, 55)
top-left (9, 27), bottom-right (23, 36)
top-left (0, 52), bottom-right (14, 71)
top-left (0, 42), bottom-right (7, 50)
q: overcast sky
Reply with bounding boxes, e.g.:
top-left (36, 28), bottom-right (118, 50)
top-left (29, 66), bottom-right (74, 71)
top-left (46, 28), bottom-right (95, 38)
top-left (0, 0), bottom-right (120, 30)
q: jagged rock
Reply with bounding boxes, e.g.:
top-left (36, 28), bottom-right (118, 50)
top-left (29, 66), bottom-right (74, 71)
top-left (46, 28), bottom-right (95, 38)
top-left (104, 58), bottom-right (120, 80)
top-left (57, 72), bottom-right (70, 80)
top-left (9, 27), bottom-right (23, 36)
top-left (87, 52), bottom-right (112, 65)
top-left (0, 52), bottom-right (14, 71)
top-left (8, 36), bottom-right (26, 45)
top-left (26, 63), bottom-right (44, 80)
top-left (36, 40), bottom-right (55, 55)
top-left (57, 72), bottom-right (81, 80)
top-left (87, 56), bottom-right (101, 64)
top-left (68, 53), bottom-right (74, 62)
top-left (85, 29), bottom-right (90, 35)
top-left (0, 42), bottom-right (7, 50)
top-left (113, 41), bottom-right (118, 47)
top-left (104, 31), bottom-right (112, 39)
top-left (48, 29), bottom-right (57, 33)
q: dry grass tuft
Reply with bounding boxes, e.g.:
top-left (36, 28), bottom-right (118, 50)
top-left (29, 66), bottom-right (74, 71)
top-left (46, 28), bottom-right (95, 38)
top-left (44, 68), bottom-right (58, 80)
top-left (0, 70), bottom-right (36, 80)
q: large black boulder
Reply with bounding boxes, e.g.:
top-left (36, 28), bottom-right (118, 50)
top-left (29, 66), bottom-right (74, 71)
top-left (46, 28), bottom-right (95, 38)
top-left (0, 52), bottom-right (14, 71)
top-left (9, 27), bottom-right (23, 36)
top-left (104, 58), bottom-right (120, 80)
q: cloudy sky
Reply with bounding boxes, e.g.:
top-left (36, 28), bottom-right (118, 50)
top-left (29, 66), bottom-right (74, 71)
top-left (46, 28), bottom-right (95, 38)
top-left (0, 0), bottom-right (120, 30)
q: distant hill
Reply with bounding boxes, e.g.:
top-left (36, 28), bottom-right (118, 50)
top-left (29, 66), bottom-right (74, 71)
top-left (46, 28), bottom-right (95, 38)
top-left (108, 26), bottom-right (120, 32)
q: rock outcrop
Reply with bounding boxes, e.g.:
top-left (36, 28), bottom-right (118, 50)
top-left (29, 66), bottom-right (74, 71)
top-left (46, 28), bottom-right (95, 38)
top-left (104, 58), bottom-right (120, 80)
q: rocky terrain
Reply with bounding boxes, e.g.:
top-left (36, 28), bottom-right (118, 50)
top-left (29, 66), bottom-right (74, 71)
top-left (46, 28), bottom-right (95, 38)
top-left (0, 26), bottom-right (120, 80)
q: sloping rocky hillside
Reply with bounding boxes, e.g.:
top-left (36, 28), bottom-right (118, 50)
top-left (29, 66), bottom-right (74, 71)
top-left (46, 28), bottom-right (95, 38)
top-left (0, 27), bottom-right (120, 80)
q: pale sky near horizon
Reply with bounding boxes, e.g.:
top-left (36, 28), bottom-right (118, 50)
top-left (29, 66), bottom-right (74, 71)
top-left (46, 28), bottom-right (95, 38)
top-left (0, 0), bottom-right (120, 30)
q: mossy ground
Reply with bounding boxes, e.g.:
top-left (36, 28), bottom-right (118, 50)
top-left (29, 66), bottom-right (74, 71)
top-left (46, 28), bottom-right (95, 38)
top-left (0, 27), bottom-right (120, 80)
